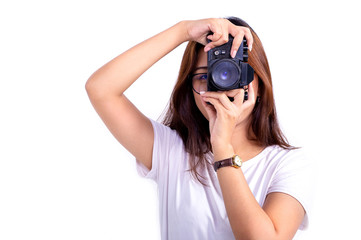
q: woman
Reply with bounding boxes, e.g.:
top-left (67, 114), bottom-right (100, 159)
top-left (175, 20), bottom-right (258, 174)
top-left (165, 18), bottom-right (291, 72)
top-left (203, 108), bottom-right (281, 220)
top-left (86, 17), bottom-right (313, 240)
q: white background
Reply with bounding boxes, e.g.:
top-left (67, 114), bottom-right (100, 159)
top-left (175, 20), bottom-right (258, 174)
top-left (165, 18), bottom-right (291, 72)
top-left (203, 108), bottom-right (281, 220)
top-left (1, 0), bottom-right (360, 239)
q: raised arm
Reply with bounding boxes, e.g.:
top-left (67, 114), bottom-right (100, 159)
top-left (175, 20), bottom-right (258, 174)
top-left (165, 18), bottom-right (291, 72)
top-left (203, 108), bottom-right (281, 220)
top-left (85, 21), bottom-right (190, 170)
top-left (85, 18), bottom-right (252, 170)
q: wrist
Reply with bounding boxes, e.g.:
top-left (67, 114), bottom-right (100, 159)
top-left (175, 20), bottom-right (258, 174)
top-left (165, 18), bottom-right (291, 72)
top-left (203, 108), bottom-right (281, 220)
top-left (176, 20), bottom-right (192, 43)
top-left (212, 143), bottom-right (234, 162)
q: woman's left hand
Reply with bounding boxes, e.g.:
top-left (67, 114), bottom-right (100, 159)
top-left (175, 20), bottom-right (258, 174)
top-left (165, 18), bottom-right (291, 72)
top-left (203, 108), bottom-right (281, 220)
top-left (200, 81), bottom-right (257, 152)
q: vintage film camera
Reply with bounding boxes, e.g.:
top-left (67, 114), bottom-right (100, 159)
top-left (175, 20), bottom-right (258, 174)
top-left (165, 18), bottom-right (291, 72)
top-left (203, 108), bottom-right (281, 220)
top-left (207, 35), bottom-right (254, 100)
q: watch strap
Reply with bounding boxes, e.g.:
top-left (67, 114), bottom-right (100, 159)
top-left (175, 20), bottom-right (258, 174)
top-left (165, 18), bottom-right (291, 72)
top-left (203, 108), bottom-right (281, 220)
top-left (213, 157), bottom-right (234, 172)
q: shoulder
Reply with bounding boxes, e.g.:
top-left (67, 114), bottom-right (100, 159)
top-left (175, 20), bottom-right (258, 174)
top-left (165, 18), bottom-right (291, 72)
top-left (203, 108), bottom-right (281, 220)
top-left (150, 119), bottom-right (184, 149)
top-left (259, 145), bottom-right (315, 185)
top-left (265, 145), bottom-right (316, 202)
top-left (136, 119), bottom-right (186, 180)
top-left (151, 119), bottom-right (178, 137)
top-left (264, 145), bottom-right (312, 170)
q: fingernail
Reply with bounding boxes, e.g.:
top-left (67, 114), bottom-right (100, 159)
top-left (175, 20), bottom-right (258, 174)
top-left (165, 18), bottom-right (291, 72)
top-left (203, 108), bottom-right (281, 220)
top-left (204, 46), bottom-right (211, 52)
top-left (231, 50), bottom-right (237, 58)
top-left (199, 91), bottom-right (205, 95)
top-left (249, 45), bottom-right (252, 52)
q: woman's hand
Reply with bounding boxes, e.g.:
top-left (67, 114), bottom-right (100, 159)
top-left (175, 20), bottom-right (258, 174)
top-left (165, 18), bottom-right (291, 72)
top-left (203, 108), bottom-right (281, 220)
top-left (184, 18), bottom-right (253, 57)
top-left (200, 81), bottom-right (257, 154)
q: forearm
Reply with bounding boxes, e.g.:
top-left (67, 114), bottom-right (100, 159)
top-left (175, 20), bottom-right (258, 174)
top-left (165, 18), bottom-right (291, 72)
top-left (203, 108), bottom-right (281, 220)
top-left (85, 21), bottom-right (189, 97)
top-left (214, 148), bottom-right (277, 240)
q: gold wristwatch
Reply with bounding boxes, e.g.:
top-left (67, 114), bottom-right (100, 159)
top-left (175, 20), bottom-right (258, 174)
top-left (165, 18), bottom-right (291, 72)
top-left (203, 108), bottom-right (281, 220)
top-left (213, 155), bottom-right (242, 172)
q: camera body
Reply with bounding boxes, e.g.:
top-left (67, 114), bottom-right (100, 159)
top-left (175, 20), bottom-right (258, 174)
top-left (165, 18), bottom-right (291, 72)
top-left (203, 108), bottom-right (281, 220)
top-left (207, 35), bottom-right (254, 93)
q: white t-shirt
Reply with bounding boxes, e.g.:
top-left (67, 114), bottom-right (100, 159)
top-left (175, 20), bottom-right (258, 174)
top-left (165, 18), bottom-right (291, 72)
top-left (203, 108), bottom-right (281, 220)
top-left (136, 119), bottom-right (314, 240)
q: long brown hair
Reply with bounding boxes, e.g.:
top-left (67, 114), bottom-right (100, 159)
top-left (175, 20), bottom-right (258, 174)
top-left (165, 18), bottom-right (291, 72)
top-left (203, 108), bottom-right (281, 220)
top-left (162, 17), bottom-right (293, 185)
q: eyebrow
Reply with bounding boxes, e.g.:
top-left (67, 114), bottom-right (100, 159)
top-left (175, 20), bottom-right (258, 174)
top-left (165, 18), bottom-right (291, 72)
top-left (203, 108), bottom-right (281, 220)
top-left (193, 66), bottom-right (208, 72)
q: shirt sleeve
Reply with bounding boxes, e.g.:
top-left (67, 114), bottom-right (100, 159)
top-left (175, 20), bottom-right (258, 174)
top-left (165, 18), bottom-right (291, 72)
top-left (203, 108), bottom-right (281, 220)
top-left (135, 119), bottom-right (178, 183)
top-left (267, 148), bottom-right (316, 230)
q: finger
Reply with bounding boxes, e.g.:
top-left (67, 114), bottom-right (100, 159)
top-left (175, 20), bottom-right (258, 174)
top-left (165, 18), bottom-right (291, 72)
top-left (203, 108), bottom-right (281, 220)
top-left (225, 88), bottom-right (242, 98)
top-left (241, 82), bottom-right (256, 109)
top-left (198, 38), bottom-right (209, 47)
top-left (208, 21), bottom-right (230, 47)
top-left (201, 97), bottom-right (223, 114)
top-left (207, 21), bottom-right (223, 42)
top-left (201, 91), bottom-right (233, 111)
top-left (207, 19), bottom-right (224, 40)
top-left (200, 96), bottom-right (216, 120)
top-left (204, 32), bottom-right (224, 52)
top-left (229, 26), bottom-right (253, 54)
top-left (232, 88), bottom-right (245, 107)
top-left (204, 43), bottom-right (212, 52)
top-left (228, 28), bottom-right (244, 58)
top-left (243, 27), bottom-right (253, 52)
top-left (206, 34), bottom-right (215, 41)
top-left (205, 36), bottom-right (229, 52)
top-left (217, 93), bottom-right (234, 110)
top-left (210, 32), bottom-right (229, 47)
top-left (210, 31), bottom-right (223, 42)
top-left (247, 81), bottom-right (256, 103)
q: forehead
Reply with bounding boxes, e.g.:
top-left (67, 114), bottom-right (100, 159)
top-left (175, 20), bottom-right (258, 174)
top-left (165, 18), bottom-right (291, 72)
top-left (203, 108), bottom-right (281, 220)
top-left (194, 50), bottom-right (207, 73)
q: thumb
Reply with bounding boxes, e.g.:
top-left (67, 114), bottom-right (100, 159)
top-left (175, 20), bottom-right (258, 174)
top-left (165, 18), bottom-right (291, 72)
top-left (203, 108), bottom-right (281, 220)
top-left (200, 93), bottom-right (216, 121)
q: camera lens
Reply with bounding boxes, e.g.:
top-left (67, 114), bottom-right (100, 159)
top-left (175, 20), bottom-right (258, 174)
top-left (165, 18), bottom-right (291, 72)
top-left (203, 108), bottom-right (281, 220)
top-left (211, 60), bottom-right (240, 89)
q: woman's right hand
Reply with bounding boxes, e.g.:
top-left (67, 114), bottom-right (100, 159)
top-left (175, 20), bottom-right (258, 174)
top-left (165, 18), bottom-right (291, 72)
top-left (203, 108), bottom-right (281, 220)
top-left (184, 18), bottom-right (253, 58)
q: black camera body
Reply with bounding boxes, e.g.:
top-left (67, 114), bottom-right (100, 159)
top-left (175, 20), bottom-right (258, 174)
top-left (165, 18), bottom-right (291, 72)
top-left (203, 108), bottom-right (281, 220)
top-left (207, 35), bottom-right (254, 93)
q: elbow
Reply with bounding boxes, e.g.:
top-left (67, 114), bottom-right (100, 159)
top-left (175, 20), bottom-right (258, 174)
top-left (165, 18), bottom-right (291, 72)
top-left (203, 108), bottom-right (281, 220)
top-left (85, 74), bottom-right (98, 94)
top-left (85, 74), bottom-right (124, 100)
top-left (85, 78), bottom-right (94, 95)
top-left (85, 79), bottom-right (97, 100)
top-left (85, 76), bottom-right (106, 100)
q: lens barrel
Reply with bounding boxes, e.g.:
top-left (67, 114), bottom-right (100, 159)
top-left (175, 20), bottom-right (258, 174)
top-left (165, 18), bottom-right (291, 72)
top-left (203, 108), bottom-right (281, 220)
top-left (211, 60), bottom-right (241, 90)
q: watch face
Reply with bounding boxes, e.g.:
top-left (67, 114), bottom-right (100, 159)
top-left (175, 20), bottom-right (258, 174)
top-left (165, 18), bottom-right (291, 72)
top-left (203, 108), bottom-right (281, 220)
top-left (233, 155), bottom-right (242, 167)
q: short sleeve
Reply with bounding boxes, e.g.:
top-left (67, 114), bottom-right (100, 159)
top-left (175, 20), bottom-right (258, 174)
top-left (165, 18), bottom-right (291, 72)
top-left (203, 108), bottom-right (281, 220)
top-left (267, 148), bottom-right (316, 230)
top-left (135, 119), bottom-right (178, 183)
